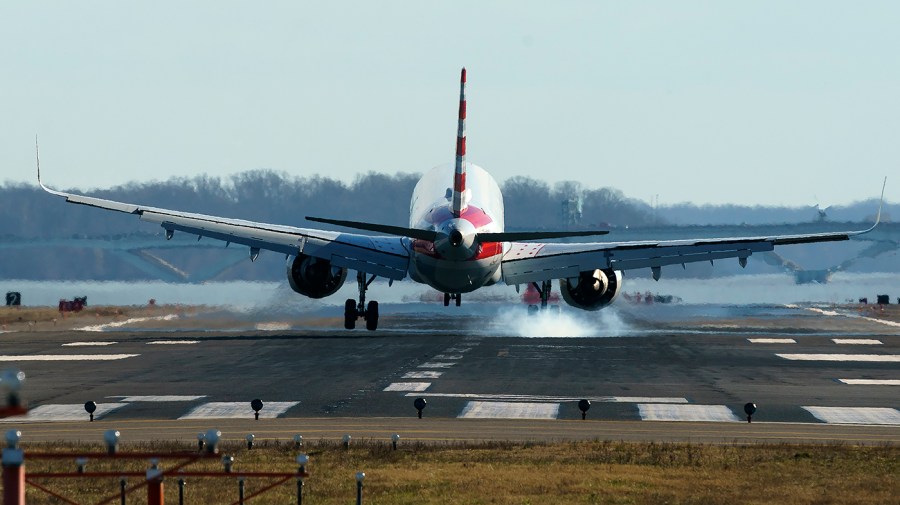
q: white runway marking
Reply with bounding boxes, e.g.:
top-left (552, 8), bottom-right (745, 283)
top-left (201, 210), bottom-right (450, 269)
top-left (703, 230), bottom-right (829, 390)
top-left (802, 406), bottom-right (900, 425)
top-left (179, 401), bottom-right (299, 420)
top-left (748, 338), bottom-right (796, 344)
top-left (444, 347), bottom-right (472, 353)
top-left (383, 382), bottom-right (431, 392)
top-left (776, 353), bottom-right (900, 362)
top-left (108, 395), bottom-right (207, 402)
top-left (638, 404), bottom-right (740, 422)
top-left (418, 362), bottom-right (455, 368)
top-left (147, 340), bottom-right (199, 345)
top-left (433, 354), bottom-right (463, 360)
top-left (458, 401), bottom-right (560, 419)
top-left (0, 403), bottom-right (128, 422)
top-left (804, 307), bottom-right (900, 328)
top-left (255, 323), bottom-right (290, 331)
top-left (0, 354), bottom-right (138, 361)
top-left (831, 339), bottom-right (882, 345)
top-left (405, 393), bottom-right (688, 403)
top-left (62, 341), bottom-right (118, 347)
top-left (838, 379), bottom-right (900, 386)
top-left (403, 371), bottom-right (444, 379)
top-left (76, 314), bottom-right (179, 332)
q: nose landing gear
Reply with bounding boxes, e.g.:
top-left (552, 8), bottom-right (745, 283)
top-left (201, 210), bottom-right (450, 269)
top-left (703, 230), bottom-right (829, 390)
top-left (344, 271), bottom-right (379, 331)
top-left (443, 292), bottom-right (461, 307)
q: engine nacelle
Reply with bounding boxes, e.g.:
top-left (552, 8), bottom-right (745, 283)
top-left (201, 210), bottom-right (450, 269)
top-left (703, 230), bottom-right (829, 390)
top-left (559, 268), bottom-right (623, 311)
top-left (286, 254), bottom-right (347, 299)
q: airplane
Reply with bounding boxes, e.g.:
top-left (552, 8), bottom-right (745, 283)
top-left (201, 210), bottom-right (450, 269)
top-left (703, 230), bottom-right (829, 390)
top-left (38, 68), bottom-right (886, 330)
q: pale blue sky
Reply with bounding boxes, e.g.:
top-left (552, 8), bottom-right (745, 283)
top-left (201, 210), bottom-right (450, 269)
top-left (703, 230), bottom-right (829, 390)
top-left (1, 1), bottom-right (897, 206)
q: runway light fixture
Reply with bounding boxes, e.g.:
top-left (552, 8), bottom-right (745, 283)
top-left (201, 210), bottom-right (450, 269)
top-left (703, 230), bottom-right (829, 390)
top-left (297, 454), bottom-right (309, 504)
top-left (0, 370), bottom-right (25, 408)
top-left (251, 398), bottom-right (264, 420)
top-left (744, 403), bottom-right (757, 423)
top-left (391, 433), bottom-right (400, 450)
top-left (84, 401), bottom-right (97, 422)
top-left (197, 432), bottom-right (206, 451)
top-left (355, 471), bottom-right (366, 505)
top-left (222, 455), bottom-right (234, 473)
top-left (246, 433), bottom-right (255, 450)
top-left (413, 397), bottom-right (427, 419)
top-left (293, 434), bottom-right (303, 449)
top-left (205, 429), bottom-right (221, 454)
top-left (578, 399), bottom-right (591, 420)
top-left (5, 430), bottom-right (21, 449)
top-left (103, 430), bottom-right (120, 455)
top-left (343, 434), bottom-right (352, 449)
top-left (75, 457), bottom-right (87, 474)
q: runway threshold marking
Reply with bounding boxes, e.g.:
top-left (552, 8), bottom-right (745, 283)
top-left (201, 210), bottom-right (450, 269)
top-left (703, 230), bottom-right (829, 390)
top-left (108, 395), bottom-right (208, 402)
top-left (0, 403), bottom-right (128, 422)
top-left (384, 382), bottom-right (431, 392)
top-left (0, 354), bottom-right (139, 361)
top-left (432, 354), bottom-right (463, 360)
top-left (831, 339), bottom-right (883, 345)
top-left (179, 401), bottom-right (300, 420)
top-left (405, 393), bottom-right (688, 403)
top-left (802, 406), bottom-right (900, 425)
top-left (638, 404), bottom-right (740, 423)
top-left (403, 371), bottom-right (443, 379)
top-left (458, 401), bottom-right (560, 419)
top-left (838, 379), bottom-right (900, 385)
top-left (418, 362), bottom-right (455, 368)
top-left (748, 338), bottom-right (796, 344)
top-left (776, 353), bottom-right (900, 362)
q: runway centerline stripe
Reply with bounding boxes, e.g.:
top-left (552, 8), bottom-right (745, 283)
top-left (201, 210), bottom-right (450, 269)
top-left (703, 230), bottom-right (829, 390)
top-left (384, 382), bottom-right (431, 392)
top-left (179, 401), bottom-right (299, 420)
top-left (838, 379), bottom-right (900, 386)
top-left (748, 338), bottom-right (796, 344)
top-left (0, 403), bottom-right (128, 422)
top-left (75, 314), bottom-right (179, 332)
top-left (62, 342), bottom-right (118, 347)
top-left (403, 371), bottom-right (444, 379)
top-left (638, 404), bottom-right (740, 423)
top-left (147, 340), bottom-right (200, 345)
top-left (405, 393), bottom-right (688, 403)
top-left (108, 395), bottom-right (208, 402)
top-left (776, 353), bottom-right (900, 362)
top-left (831, 339), bottom-right (882, 345)
top-left (433, 354), bottom-right (464, 360)
top-left (802, 406), bottom-right (900, 425)
top-left (418, 362), bottom-right (455, 368)
top-left (0, 354), bottom-right (139, 361)
top-left (458, 401), bottom-right (560, 420)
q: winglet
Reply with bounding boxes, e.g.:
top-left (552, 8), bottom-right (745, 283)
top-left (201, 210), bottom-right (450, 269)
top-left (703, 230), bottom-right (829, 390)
top-left (855, 176), bottom-right (887, 236)
top-left (451, 67), bottom-right (467, 216)
top-left (35, 136), bottom-right (67, 197)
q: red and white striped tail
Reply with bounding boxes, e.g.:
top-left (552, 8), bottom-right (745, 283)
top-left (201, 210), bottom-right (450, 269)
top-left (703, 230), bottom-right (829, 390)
top-left (452, 67), bottom-right (467, 216)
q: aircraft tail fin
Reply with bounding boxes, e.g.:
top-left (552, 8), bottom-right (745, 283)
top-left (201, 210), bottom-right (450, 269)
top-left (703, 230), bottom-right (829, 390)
top-left (452, 67), bottom-right (467, 216)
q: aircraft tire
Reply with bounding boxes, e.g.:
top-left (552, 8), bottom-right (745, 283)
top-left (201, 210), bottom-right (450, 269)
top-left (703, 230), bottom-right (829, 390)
top-left (443, 293), bottom-right (450, 306)
top-left (527, 304), bottom-right (538, 316)
top-left (344, 299), bottom-right (357, 330)
top-left (365, 300), bottom-right (379, 331)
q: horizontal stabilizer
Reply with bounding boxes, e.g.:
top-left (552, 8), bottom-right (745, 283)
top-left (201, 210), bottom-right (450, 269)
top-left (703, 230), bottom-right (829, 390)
top-left (306, 216), bottom-right (438, 241)
top-left (478, 230), bottom-right (609, 242)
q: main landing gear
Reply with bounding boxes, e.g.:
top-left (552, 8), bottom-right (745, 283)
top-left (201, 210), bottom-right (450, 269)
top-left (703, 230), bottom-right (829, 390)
top-left (527, 280), bottom-right (560, 316)
top-left (443, 292), bottom-right (462, 307)
top-left (345, 271), bottom-right (379, 331)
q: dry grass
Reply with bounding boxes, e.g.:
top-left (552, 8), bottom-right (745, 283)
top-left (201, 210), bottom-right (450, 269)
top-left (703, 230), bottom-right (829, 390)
top-left (7, 439), bottom-right (897, 504)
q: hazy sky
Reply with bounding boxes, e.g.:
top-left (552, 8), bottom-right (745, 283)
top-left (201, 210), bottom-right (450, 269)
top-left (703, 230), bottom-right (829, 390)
top-left (2, 1), bottom-right (897, 206)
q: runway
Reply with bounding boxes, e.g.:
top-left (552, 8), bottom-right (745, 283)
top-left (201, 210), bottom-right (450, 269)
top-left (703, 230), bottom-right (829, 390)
top-left (1, 302), bottom-right (898, 445)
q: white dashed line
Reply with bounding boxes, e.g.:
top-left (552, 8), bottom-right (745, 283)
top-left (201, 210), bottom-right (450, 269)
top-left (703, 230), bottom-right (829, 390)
top-left (748, 338), bottom-right (796, 344)
top-left (147, 340), bottom-right (199, 345)
top-left (638, 404), bottom-right (740, 422)
top-left (831, 339), bottom-right (882, 345)
top-left (418, 362), bottom-right (455, 368)
top-left (76, 315), bottom-right (179, 332)
top-left (433, 354), bottom-right (463, 360)
top-left (0, 354), bottom-right (139, 361)
top-left (62, 342), bottom-right (118, 347)
top-left (458, 401), bottom-right (559, 419)
top-left (404, 393), bottom-right (688, 403)
top-left (776, 354), bottom-right (900, 362)
top-left (108, 395), bottom-right (207, 402)
top-left (838, 379), bottom-right (900, 386)
top-left (0, 403), bottom-right (128, 422)
top-left (179, 401), bottom-right (299, 420)
top-left (384, 382), bottom-right (431, 392)
top-left (802, 406), bottom-right (900, 425)
top-left (444, 348), bottom-right (472, 353)
top-left (403, 371), bottom-right (444, 379)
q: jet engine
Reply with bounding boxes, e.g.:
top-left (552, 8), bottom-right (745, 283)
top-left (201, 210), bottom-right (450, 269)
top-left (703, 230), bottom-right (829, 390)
top-left (559, 268), bottom-right (623, 311)
top-left (286, 254), bottom-right (347, 299)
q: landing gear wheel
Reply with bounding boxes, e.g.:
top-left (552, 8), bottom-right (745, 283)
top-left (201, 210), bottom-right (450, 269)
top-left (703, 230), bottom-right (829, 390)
top-left (365, 301), bottom-right (379, 331)
top-left (344, 299), bottom-right (357, 329)
top-left (455, 293), bottom-right (461, 307)
top-left (527, 304), bottom-right (538, 316)
top-left (444, 292), bottom-right (450, 307)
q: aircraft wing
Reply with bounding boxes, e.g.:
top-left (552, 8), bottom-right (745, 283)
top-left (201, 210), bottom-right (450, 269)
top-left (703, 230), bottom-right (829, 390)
top-left (501, 223), bottom-right (882, 286)
top-left (38, 181), bottom-right (410, 280)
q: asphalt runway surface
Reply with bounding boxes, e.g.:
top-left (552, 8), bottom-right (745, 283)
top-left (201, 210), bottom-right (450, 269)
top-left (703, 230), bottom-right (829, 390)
top-left (1, 302), bottom-right (898, 445)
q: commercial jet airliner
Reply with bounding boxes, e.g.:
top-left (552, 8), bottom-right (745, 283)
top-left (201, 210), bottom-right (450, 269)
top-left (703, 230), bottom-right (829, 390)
top-left (38, 69), bottom-right (885, 330)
